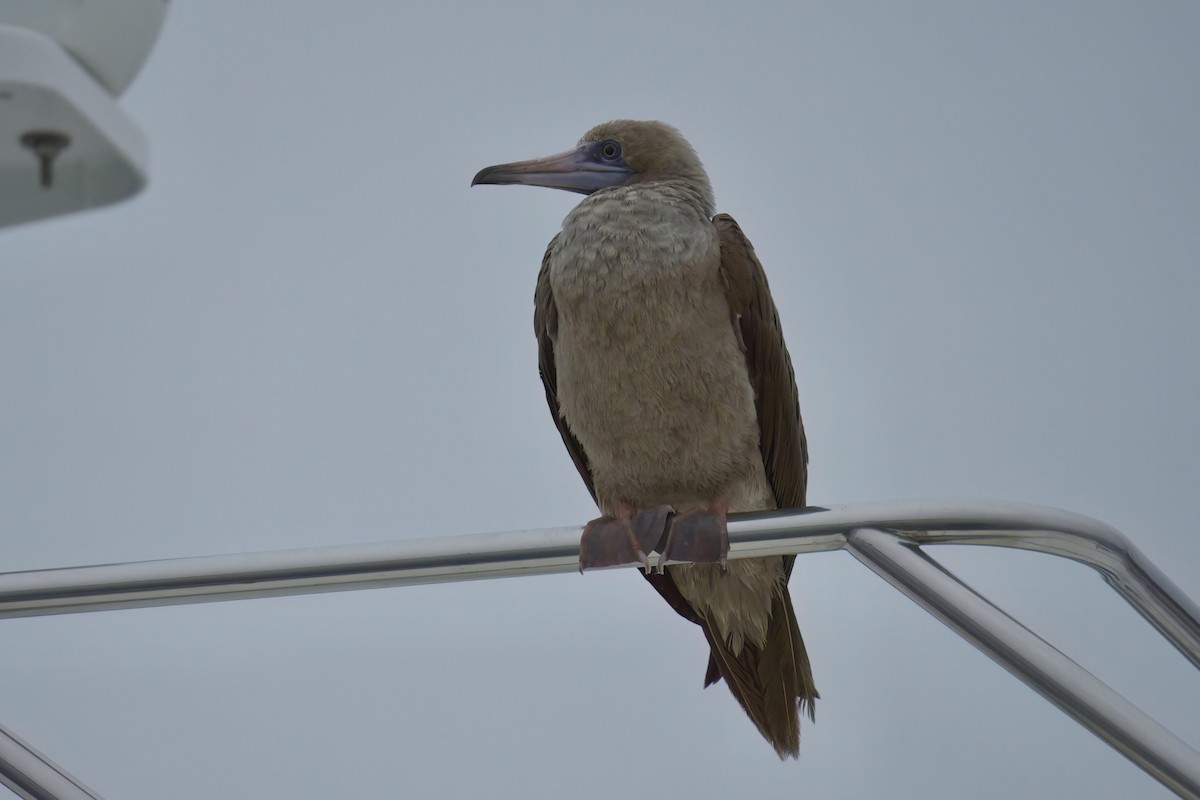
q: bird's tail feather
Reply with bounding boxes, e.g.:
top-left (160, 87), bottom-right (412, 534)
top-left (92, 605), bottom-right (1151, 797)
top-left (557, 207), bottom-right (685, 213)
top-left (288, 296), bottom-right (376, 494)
top-left (701, 586), bottom-right (818, 759)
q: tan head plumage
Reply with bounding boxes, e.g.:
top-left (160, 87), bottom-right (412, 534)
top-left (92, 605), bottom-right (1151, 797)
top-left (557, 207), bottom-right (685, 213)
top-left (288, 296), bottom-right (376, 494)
top-left (473, 119), bottom-right (715, 214)
top-left (577, 120), bottom-right (713, 207)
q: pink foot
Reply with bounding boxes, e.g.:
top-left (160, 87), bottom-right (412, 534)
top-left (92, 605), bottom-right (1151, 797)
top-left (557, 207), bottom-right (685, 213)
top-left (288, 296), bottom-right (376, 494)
top-left (657, 499), bottom-right (729, 572)
top-left (579, 504), bottom-right (673, 572)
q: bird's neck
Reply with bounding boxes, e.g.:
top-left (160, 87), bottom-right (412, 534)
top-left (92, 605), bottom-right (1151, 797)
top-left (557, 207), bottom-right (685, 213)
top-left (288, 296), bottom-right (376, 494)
top-left (571, 178), bottom-right (714, 225)
top-left (552, 182), bottom-right (720, 313)
top-left (626, 173), bottom-right (715, 218)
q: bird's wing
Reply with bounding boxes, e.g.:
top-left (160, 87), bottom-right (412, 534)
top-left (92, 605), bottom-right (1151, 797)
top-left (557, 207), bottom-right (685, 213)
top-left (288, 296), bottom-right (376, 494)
top-left (713, 213), bottom-right (808, 512)
top-left (701, 214), bottom-right (812, 698)
top-left (534, 235), bottom-right (598, 504)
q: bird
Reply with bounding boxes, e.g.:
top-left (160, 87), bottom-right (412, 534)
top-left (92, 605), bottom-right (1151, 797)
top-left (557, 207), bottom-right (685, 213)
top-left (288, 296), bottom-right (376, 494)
top-left (472, 120), bottom-right (817, 758)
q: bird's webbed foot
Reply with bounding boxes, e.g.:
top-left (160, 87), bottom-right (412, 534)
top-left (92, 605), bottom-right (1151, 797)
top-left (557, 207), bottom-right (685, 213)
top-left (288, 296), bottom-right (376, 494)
top-left (656, 501), bottom-right (729, 573)
top-left (579, 504), bottom-right (672, 573)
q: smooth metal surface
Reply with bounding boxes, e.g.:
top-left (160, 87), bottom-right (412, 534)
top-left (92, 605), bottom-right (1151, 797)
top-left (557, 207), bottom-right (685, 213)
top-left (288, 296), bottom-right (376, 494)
top-left (846, 527), bottom-right (1200, 800)
top-left (2, 500), bottom-right (1198, 675)
top-left (2, 500), bottom-right (1198, 800)
top-left (0, 724), bottom-right (104, 800)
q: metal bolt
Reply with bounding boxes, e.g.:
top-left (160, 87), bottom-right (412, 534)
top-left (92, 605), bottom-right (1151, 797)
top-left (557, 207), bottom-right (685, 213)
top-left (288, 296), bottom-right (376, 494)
top-left (19, 131), bottom-right (71, 188)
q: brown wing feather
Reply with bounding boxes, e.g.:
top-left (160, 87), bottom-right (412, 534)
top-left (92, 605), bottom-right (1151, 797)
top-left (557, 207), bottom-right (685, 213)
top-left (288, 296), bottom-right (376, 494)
top-left (700, 589), bottom-right (817, 757)
top-left (706, 214), bottom-right (819, 751)
top-left (534, 236), bottom-right (597, 504)
top-left (714, 213), bottom-right (808, 511)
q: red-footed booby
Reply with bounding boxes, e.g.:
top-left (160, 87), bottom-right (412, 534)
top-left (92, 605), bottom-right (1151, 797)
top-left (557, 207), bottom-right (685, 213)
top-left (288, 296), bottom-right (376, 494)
top-left (473, 120), bottom-right (817, 758)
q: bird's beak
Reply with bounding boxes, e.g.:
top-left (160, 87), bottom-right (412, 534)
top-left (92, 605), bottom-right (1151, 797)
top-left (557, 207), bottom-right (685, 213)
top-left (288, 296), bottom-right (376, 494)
top-left (472, 145), bottom-right (634, 195)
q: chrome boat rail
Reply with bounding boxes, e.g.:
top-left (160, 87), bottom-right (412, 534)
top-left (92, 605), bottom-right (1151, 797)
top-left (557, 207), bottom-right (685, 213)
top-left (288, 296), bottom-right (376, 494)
top-left (2, 500), bottom-right (1197, 799)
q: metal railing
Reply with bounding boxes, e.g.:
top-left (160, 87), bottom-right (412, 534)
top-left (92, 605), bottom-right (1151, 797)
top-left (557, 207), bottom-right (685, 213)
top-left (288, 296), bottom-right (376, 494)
top-left (2, 500), bottom-right (1198, 799)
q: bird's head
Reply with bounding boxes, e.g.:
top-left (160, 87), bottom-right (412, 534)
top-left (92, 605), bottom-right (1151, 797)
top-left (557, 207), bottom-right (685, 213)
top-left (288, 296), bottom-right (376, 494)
top-left (472, 120), bottom-right (713, 211)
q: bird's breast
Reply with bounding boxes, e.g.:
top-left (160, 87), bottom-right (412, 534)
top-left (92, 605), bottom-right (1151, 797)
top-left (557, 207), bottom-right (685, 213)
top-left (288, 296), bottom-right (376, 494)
top-left (547, 191), bottom-right (765, 513)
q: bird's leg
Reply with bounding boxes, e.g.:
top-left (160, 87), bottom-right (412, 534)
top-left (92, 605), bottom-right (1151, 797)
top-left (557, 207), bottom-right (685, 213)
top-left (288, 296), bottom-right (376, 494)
top-left (579, 503), bottom-right (673, 573)
top-left (657, 498), bottom-right (729, 573)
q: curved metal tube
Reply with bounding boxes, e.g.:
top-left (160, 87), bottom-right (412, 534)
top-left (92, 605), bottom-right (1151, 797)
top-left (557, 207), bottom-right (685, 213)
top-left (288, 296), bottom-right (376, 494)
top-left (1, 500), bottom-right (1197, 672)
top-left (1, 500), bottom-right (1198, 800)
top-left (0, 725), bottom-right (103, 800)
top-left (846, 527), bottom-right (1200, 800)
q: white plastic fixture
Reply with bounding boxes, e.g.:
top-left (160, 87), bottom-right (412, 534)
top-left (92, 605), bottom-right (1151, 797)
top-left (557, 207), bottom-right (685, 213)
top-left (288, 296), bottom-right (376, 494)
top-left (0, 0), bottom-right (168, 229)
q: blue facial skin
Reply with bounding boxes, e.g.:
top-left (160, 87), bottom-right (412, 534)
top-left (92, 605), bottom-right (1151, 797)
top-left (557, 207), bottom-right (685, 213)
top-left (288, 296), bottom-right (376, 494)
top-left (472, 139), bottom-right (634, 195)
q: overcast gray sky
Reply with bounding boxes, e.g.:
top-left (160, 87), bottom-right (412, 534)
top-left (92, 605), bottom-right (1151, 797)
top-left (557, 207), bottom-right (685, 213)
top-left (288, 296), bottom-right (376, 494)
top-left (2, 2), bottom-right (1198, 798)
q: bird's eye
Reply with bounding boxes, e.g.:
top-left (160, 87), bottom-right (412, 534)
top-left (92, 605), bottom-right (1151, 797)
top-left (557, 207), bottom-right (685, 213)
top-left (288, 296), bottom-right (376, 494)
top-left (599, 140), bottom-right (621, 161)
